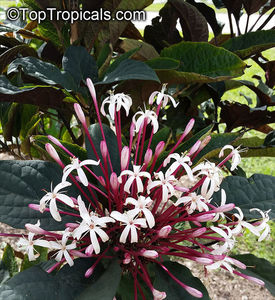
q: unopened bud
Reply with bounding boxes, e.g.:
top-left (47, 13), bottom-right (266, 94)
top-left (140, 248), bottom-right (158, 259)
top-left (190, 227), bottom-right (207, 237)
top-left (45, 143), bottom-right (62, 164)
top-left (158, 225), bottom-right (172, 238)
top-left (184, 286), bottom-right (203, 298)
top-left (199, 135), bottom-right (211, 151)
top-left (100, 140), bottom-right (108, 159)
top-left (194, 257), bottom-right (213, 265)
top-left (144, 149), bottom-right (153, 165)
top-left (214, 203), bottom-right (235, 213)
top-left (47, 135), bottom-right (62, 147)
top-left (65, 223), bottom-right (79, 230)
top-left (86, 78), bottom-right (97, 101)
top-left (192, 213), bottom-right (215, 222)
top-left (25, 221), bottom-right (45, 234)
top-left (28, 204), bottom-right (40, 211)
top-left (155, 141), bottom-right (165, 157)
top-left (230, 258), bottom-right (246, 269)
top-left (123, 253), bottom-right (131, 264)
top-left (188, 140), bottom-right (201, 156)
top-left (74, 103), bottom-right (86, 126)
top-left (70, 250), bottom-right (88, 258)
top-left (244, 275), bottom-right (265, 286)
top-left (110, 172), bottom-right (119, 193)
top-left (183, 118), bottom-right (195, 137)
top-left (121, 146), bottom-right (129, 170)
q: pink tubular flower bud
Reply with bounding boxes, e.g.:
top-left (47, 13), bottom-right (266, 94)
top-left (86, 78), bottom-right (97, 101)
top-left (144, 149), bottom-right (153, 165)
top-left (188, 140), bottom-right (201, 156)
top-left (140, 248), bottom-right (158, 259)
top-left (85, 244), bottom-right (94, 256)
top-left (184, 286), bottom-right (203, 298)
top-left (25, 221), bottom-right (46, 235)
top-left (158, 225), bottom-right (172, 238)
top-left (244, 275), bottom-right (265, 286)
top-left (152, 288), bottom-right (166, 300)
top-left (121, 146), bottom-right (129, 170)
top-left (214, 203), bottom-right (235, 213)
top-left (199, 135), bottom-right (211, 151)
top-left (183, 118), bottom-right (195, 137)
top-left (191, 213), bottom-right (215, 222)
top-left (70, 250), bottom-right (88, 258)
top-left (194, 257), bottom-right (213, 265)
top-left (74, 103), bottom-right (86, 126)
top-left (45, 143), bottom-right (62, 164)
top-left (110, 172), bottom-right (119, 194)
top-left (47, 135), bottom-right (63, 147)
top-left (100, 140), bottom-right (108, 159)
top-left (155, 141), bottom-right (165, 157)
top-left (65, 223), bottom-right (79, 230)
top-left (190, 227), bottom-right (207, 237)
top-left (28, 204), bottom-right (40, 211)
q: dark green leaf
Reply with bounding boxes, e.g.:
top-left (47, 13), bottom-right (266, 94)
top-left (62, 46), bottom-right (98, 85)
top-left (21, 246), bottom-right (48, 271)
top-left (2, 245), bottom-right (18, 277)
top-left (0, 160), bottom-right (79, 230)
top-left (154, 261), bottom-right (210, 299)
top-left (212, 174), bottom-right (275, 218)
top-left (7, 57), bottom-right (76, 91)
top-left (0, 76), bottom-right (66, 108)
top-left (232, 254), bottom-right (275, 296)
top-left (222, 30), bottom-right (275, 59)
top-left (98, 59), bottom-right (160, 84)
top-left (86, 123), bottom-right (120, 177)
top-left (161, 41), bottom-right (246, 77)
top-left (146, 57), bottom-right (180, 70)
top-left (0, 261), bottom-right (10, 284)
top-left (77, 259), bottom-right (121, 300)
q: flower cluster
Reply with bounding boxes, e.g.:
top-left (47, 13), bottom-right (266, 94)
top-left (16, 79), bottom-right (270, 299)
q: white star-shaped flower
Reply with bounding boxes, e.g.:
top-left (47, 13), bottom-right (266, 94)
top-left (231, 207), bottom-right (260, 236)
top-left (193, 161), bottom-right (223, 198)
top-left (164, 153), bottom-right (194, 181)
top-left (147, 171), bottom-right (176, 202)
top-left (62, 157), bottom-right (100, 186)
top-left (119, 165), bottom-right (151, 194)
top-left (133, 109), bottom-right (159, 133)
top-left (219, 145), bottom-right (242, 171)
top-left (210, 225), bottom-right (235, 255)
top-left (250, 208), bottom-right (271, 242)
top-left (174, 192), bottom-right (209, 214)
top-left (125, 196), bottom-right (155, 228)
top-left (110, 210), bottom-right (147, 243)
top-left (100, 91), bottom-right (132, 120)
top-left (50, 230), bottom-right (76, 266)
top-left (149, 84), bottom-right (178, 108)
top-left (73, 196), bottom-right (115, 254)
top-left (40, 181), bottom-right (74, 222)
top-left (18, 222), bottom-right (51, 261)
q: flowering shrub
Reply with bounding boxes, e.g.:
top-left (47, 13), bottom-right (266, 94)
top-left (0, 79), bottom-right (273, 299)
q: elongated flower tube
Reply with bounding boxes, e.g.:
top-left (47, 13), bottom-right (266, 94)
top-left (3, 80), bottom-right (271, 300)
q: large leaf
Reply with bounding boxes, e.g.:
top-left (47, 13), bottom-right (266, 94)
top-left (169, 0), bottom-right (209, 42)
top-left (161, 42), bottom-right (246, 77)
top-left (222, 30), bottom-right (275, 59)
top-left (2, 245), bottom-right (18, 277)
top-left (98, 59), bottom-right (160, 84)
top-left (212, 174), bottom-right (275, 219)
top-left (0, 258), bottom-right (105, 300)
top-left (243, 0), bottom-right (269, 15)
top-left (7, 57), bottom-right (76, 91)
top-left (232, 254), bottom-right (275, 296)
top-left (62, 46), bottom-right (98, 85)
top-left (154, 261), bottom-right (210, 299)
top-left (0, 76), bottom-right (66, 108)
top-left (86, 123), bottom-right (121, 177)
top-left (0, 160), bottom-right (79, 230)
top-left (220, 101), bottom-right (275, 131)
top-left (77, 259), bottom-right (121, 300)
